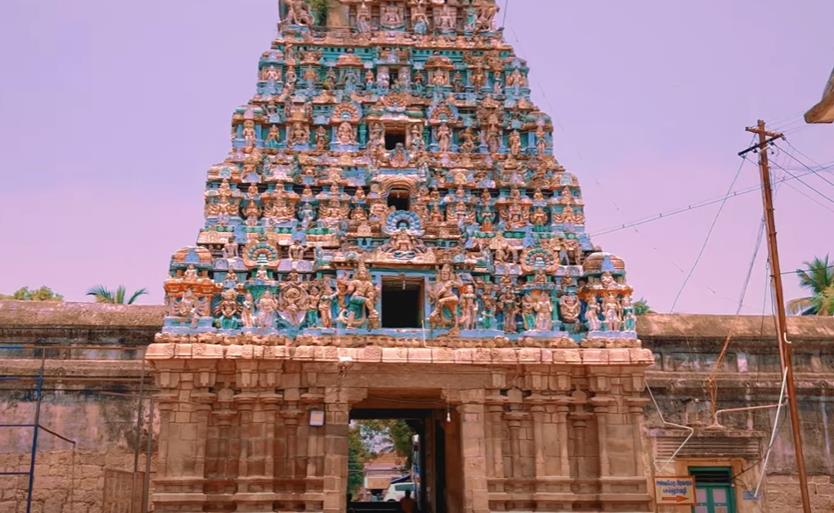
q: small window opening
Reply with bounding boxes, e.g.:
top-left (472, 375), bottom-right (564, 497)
top-left (390, 68), bottom-right (400, 84)
top-left (385, 129), bottom-right (406, 150)
top-left (387, 188), bottom-right (411, 211)
top-left (382, 277), bottom-right (423, 328)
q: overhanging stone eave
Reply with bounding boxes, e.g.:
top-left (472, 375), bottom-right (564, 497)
top-left (144, 341), bottom-right (654, 366)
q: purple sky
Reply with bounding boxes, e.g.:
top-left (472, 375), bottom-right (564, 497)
top-left (1, 0), bottom-right (832, 313)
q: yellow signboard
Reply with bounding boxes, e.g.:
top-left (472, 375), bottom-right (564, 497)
top-left (654, 476), bottom-right (696, 505)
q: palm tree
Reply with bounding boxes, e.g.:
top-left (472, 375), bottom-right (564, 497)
top-left (787, 255), bottom-right (834, 315)
top-left (86, 285), bottom-right (148, 305)
top-left (633, 298), bottom-right (653, 316)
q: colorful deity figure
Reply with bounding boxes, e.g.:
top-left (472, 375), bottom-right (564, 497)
top-left (240, 292), bottom-right (255, 328)
top-left (508, 130), bottom-right (522, 156)
top-left (338, 261), bottom-right (380, 328)
top-left (602, 292), bottom-right (622, 331)
top-left (337, 122), bottom-right (356, 145)
top-left (458, 283), bottom-right (478, 330)
top-left (412, 0), bottom-right (430, 33)
top-left (215, 288), bottom-right (240, 329)
top-left (535, 292), bottom-right (553, 330)
top-left (585, 299), bottom-right (601, 331)
top-left (380, 2), bottom-right (404, 29)
top-left (559, 292), bottom-right (580, 324)
top-left (498, 277), bottom-right (518, 333)
top-left (459, 127), bottom-right (476, 153)
top-left (436, 5), bottom-right (457, 32)
top-left (476, 0), bottom-right (499, 31)
top-left (286, 0), bottom-right (314, 25)
top-left (521, 294), bottom-right (536, 331)
top-left (479, 291), bottom-right (497, 330)
top-left (242, 121), bottom-right (257, 151)
top-left (436, 123), bottom-right (452, 153)
top-left (265, 125), bottom-right (280, 148)
top-left (429, 264), bottom-right (463, 331)
top-left (356, 1), bottom-right (372, 33)
top-left (256, 290), bottom-right (279, 329)
top-left (317, 278), bottom-right (335, 328)
top-left (289, 122), bottom-right (309, 146)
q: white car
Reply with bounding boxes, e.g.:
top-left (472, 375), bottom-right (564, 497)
top-left (383, 482), bottom-right (416, 502)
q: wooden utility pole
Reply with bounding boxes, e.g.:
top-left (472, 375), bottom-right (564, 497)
top-left (745, 119), bottom-right (811, 513)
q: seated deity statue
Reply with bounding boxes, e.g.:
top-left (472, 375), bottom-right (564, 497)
top-left (559, 293), bottom-right (580, 323)
top-left (380, 3), bottom-right (403, 28)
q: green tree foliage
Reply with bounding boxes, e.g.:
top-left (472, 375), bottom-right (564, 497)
top-left (86, 285), bottom-right (148, 305)
top-left (359, 419), bottom-right (416, 467)
top-left (0, 286), bottom-right (63, 301)
top-left (633, 298), bottom-right (653, 315)
top-left (348, 425), bottom-right (369, 496)
top-left (787, 255), bottom-right (834, 316)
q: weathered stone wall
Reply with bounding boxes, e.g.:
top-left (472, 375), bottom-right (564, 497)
top-left (1, 302), bottom-right (833, 513)
top-left (641, 314), bottom-right (834, 513)
top-left (0, 302), bottom-right (160, 513)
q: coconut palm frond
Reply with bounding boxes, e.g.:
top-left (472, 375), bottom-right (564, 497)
top-left (86, 285), bottom-right (148, 304)
top-left (86, 285), bottom-right (114, 303)
top-left (128, 288), bottom-right (149, 305)
top-left (786, 297), bottom-right (813, 316)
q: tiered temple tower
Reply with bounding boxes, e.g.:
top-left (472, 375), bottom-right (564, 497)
top-left (147, 2), bottom-right (654, 512)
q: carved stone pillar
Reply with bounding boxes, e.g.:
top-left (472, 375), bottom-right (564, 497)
top-left (152, 362), bottom-right (215, 513)
top-left (554, 396), bottom-right (571, 479)
top-left (569, 391), bottom-right (594, 496)
top-left (484, 393), bottom-right (505, 492)
top-left (590, 393), bottom-right (614, 482)
top-left (459, 389), bottom-right (489, 513)
top-left (322, 387), bottom-right (350, 513)
top-left (234, 365), bottom-right (275, 513)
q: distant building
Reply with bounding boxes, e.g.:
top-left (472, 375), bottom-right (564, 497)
top-left (805, 67), bottom-right (834, 123)
top-left (363, 452), bottom-right (405, 493)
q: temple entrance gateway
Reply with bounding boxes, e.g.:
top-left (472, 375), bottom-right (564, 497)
top-left (147, 0), bottom-right (656, 512)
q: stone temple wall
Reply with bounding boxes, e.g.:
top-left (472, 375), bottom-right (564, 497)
top-left (1, 301), bottom-right (833, 513)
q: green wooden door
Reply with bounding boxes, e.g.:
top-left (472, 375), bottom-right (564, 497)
top-left (689, 468), bottom-right (735, 513)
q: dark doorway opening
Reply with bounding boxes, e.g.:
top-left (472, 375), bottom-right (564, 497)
top-left (388, 189), bottom-right (411, 212)
top-left (382, 278), bottom-right (423, 328)
top-left (386, 188), bottom-right (411, 211)
top-left (385, 130), bottom-right (406, 151)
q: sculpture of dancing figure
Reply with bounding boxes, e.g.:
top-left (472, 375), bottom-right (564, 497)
top-left (429, 264), bottom-right (462, 330)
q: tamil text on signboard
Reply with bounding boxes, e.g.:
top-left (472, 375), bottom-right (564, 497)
top-left (654, 476), bottom-right (696, 505)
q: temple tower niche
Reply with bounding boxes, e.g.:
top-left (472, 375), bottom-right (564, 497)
top-left (147, 1), bottom-right (654, 512)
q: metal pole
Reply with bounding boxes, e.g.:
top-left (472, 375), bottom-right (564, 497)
top-left (25, 348), bottom-right (46, 513)
top-left (747, 119), bottom-right (812, 513)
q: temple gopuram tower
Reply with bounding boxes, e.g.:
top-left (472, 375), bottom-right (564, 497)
top-left (146, 1), bottom-right (654, 512)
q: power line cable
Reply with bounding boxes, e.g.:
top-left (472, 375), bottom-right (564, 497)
top-left (669, 156), bottom-right (749, 312)
top-left (768, 158), bottom-right (834, 206)
top-left (775, 142), bottom-right (834, 190)
top-left (592, 161), bottom-right (834, 237)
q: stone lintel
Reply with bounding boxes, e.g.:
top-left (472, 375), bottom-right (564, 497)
top-left (145, 342), bottom-right (654, 367)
